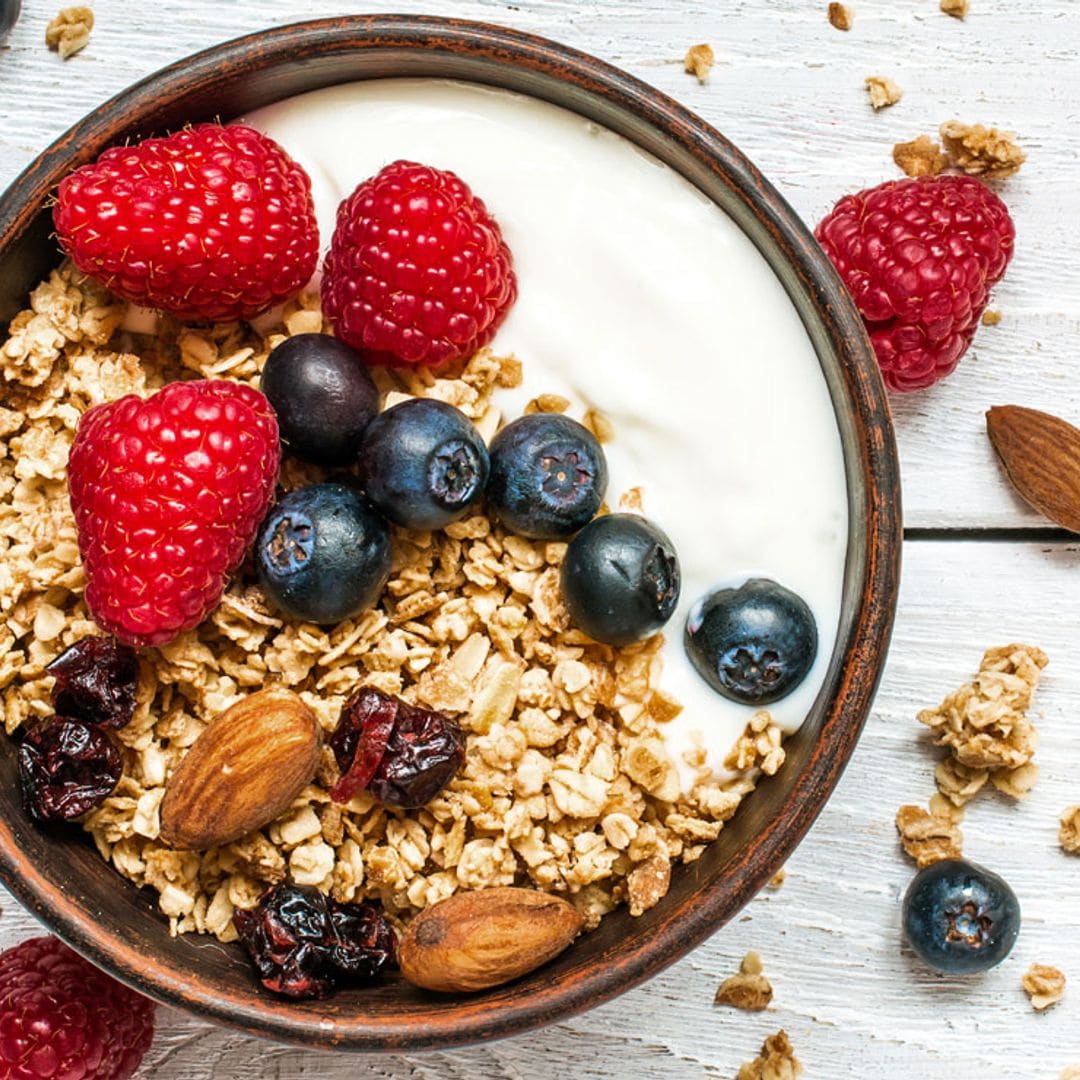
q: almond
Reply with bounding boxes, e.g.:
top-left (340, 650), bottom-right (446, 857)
top-left (160, 687), bottom-right (320, 850)
top-left (397, 886), bottom-right (583, 992)
top-left (987, 405), bottom-right (1080, 532)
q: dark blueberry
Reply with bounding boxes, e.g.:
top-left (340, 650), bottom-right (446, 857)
top-left (561, 513), bottom-right (680, 646)
top-left (234, 882), bottom-right (395, 999)
top-left (487, 414), bottom-right (608, 539)
top-left (256, 483), bottom-right (391, 624)
top-left (329, 686), bottom-right (465, 809)
top-left (903, 858), bottom-right (1020, 975)
top-left (46, 636), bottom-right (139, 729)
top-left (0, 0), bottom-right (20, 42)
top-left (260, 334), bottom-right (379, 465)
top-left (359, 399), bottom-right (489, 530)
top-left (18, 717), bottom-right (121, 822)
top-left (684, 578), bottom-right (817, 704)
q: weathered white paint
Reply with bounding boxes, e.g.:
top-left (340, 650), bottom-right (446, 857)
top-left (1, 2), bottom-right (1078, 1077)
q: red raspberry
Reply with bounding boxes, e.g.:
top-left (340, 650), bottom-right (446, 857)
top-left (815, 175), bottom-right (1015, 391)
top-left (53, 124), bottom-right (318, 323)
top-left (321, 160), bottom-right (516, 368)
top-left (68, 380), bottom-right (280, 647)
top-left (0, 936), bottom-right (155, 1080)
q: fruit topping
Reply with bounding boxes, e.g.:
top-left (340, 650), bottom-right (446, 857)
top-left (0, 0), bottom-right (19, 44)
top-left (685, 579), bottom-right (817, 704)
top-left (233, 882), bottom-right (395, 999)
top-left (260, 333), bottom-right (379, 465)
top-left (815, 175), bottom-right (1014, 391)
top-left (46, 636), bottom-right (138, 729)
top-left (68, 379), bottom-right (280, 647)
top-left (329, 687), bottom-right (465, 809)
top-left (321, 160), bottom-right (516, 368)
top-left (397, 887), bottom-right (583, 993)
top-left (0, 935), bottom-right (155, 1080)
top-left (255, 483), bottom-right (391, 624)
top-left (159, 688), bottom-right (321, 851)
top-left (17, 717), bottom-right (121, 822)
top-left (561, 513), bottom-right (680, 646)
top-left (487, 414), bottom-right (608, 540)
top-left (53, 123), bottom-right (318, 322)
top-left (359, 398), bottom-right (490, 530)
top-left (902, 858), bottom-right (1020, 974)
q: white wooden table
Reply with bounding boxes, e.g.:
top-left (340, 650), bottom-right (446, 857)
top-left (2, 1), bottom-right (1078, 1076)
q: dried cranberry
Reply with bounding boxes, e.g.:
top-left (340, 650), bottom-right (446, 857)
top-left (47, 636), bottom-right (139, 729)
top-left (18, 717), bottom-right (121, 822)
top-left (328, 687), bottom-right (465, 809)
top-left (328, 687), bottom-right (398, 803)
top-left (370, 699), bottom-right (465, 809)
top-left (233, 882), bottom-right (395, 999)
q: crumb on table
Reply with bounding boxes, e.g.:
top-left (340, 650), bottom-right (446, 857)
top-left (893, 135), bottom-right (948, 178)
top-left (982, 310), bottom-right (1002, 327)
top-left (865, 76), bottom-right (903, 110)
top-left (45, 6), bottom-right (94, 59)
top-left (828, 2), bottom-right (853, 31)
top-left (1061, 806), bottom-right (1080, 854)
top-left (896, 802), bottom-right (963, 867)
top-left (738, 1030), bottom-right (804, 1080)
top-left (940, 0), bottom-right (969, 18)
top-left (714, 951), bottom-right (773, 1012)
top-left (1022, 963), bottom-right (1066, 1011)
top-left (684, 43), bottom-right (715, 83)
top-left (939, 121), bottom-right (1026, 179)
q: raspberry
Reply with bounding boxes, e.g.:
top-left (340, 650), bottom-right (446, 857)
top-left (68, 379), bottom-right (280, 647)
top-left (53, 124), bottom-right (318, 323)
top-left (815, 175), bottom-right (1015, 391)
top-left (0, 936), bottom-right (155, 1080)
top-left (321, 160), bottom-right (516, 368)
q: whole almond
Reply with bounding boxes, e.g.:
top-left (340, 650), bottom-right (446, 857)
top-left (398, 887), bottom-right (583, 992)
top-left (160, 687), bottom-right (320, 850)
top-left (987, 405), bottom-right (1080, 532)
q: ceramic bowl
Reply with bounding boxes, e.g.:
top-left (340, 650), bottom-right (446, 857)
top-left (0, 15), bottom-right (900, 1051)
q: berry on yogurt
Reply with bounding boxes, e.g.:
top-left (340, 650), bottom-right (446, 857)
top-left (561, 513), bottom-right (680, 646)
top-left (260, 334), bottom-right (379, 465)
top-left (487, 414), bottom-right (608, 540)
top-left (359, 398), bottom-right (490, 530)
top-left (255, 483), bottom-right (391, 625)
top-left (684, 578), bottom-right (817, 704)
top-left (902, 858), bottom-right (1020, 975)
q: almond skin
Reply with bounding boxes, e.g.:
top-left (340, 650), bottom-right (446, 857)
top-left (160, 687), bottom-right (320, 850)
top-left (987, 405), bottom-right (1080, 532)
top-left (398, 887), bottom-right (583, 992)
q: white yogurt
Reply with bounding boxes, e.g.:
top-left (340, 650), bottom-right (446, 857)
top-left (245, 79), bottom-right (849, 792)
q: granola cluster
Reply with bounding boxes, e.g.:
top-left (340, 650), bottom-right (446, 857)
top-left (738, 1030), bottom-right (803, 1080)
top-left (45, 6), bottom-right (94, 59)
top-left (1022, 963), bottom-right (1066, 1012)
top-left (894, 123), bottom-right (1026, 180)
top-left (0, 264), bottom-right (784, 940)
top-left (714, 950), bottom-right (773, 1012)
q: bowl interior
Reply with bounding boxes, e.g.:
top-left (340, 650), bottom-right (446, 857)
top-left (0, 16), bottom-right (900, 1051)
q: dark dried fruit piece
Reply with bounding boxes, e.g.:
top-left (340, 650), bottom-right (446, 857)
top-left (328, 687), bottom-right (465, 809)
top-left (233, 882), bottom-right (395, 999)
top-left (47, 636), bottom-right (139, 729)
top-left (18, 717), bottom-right (121, 821)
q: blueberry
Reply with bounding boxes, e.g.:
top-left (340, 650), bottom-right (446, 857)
top-left (684, 578), bottom-right (817, 704)
top-left (359, 399), bottom-right (489, 530)
top-left (0, 0), bottom-right (20, 42)
top-left (487, 414), bottom-right (608, 539)
top-left (903, 858), bottom-right (1020, 974)
top-left (256, 483), bottom-right (391, 624)
top-left (561, 514), bottom-right (680, 646)
top-left (260, 334), bottom-right (379, 465)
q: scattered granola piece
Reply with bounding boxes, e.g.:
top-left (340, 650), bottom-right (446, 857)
top-left (982, 309), bottom-right (1002, 326)
top-left (684, 43), bottom-right (714, 83)
top-left (715, 951), bottom-right (774, 1012)
top-left (1060, 806), bottom-right (1080, 854)
top-left (45, 6), bottom-right (94, 58)
top-left (827, 2), bottom-right (853, 31)
top-left (928, 791), bottom-right (965, 823)
top-left (768, 867), bottom-right (786, 889)
top-left (940, 0), bottom-right (969, 18)
top-left (865, 76), bottom-right (903, 110)
top-left (893, 135), bottom-right (948, 178)
top-left (934, 758), bottom-right (988, 808)
top-left (523, 393), bottom-right (570, 415)
top-left (919, 645), bottom-right (1047, 795)
top-left (896, 803), bottom-right (963, 867)
top-left (737, 1029), bottom-right (804, 1080)
top-left (1062, 1068), bottom-right (1080, 1080)
top-left (1022, 963), bottom-right (1066, 1011)
top-left (940, 121), bottom-right (1026, 180)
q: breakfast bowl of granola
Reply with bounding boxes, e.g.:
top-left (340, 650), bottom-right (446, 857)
top-left (0, 15), bottom-right (900, 1050)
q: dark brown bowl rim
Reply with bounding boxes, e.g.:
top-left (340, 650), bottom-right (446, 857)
top-left (0, 14), bottom-right (901, 1051)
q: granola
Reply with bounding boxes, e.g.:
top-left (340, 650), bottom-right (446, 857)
top-left (893, 135), bottom-right (948, 179)
top-left (1022, 963), bottom-right (1066, 1011)
top-left (738, 1030), bottom-right (803, 1080)
top-left (45, 6), bottom-right (94, 58)
top-left (981, 309), bottom-right (1002, 327)
top-left (684, 43), bottom-right (715, 84)
top-left (940, 0), bottom-right (969, 18)
top-left (827, 3), bottom-right (853, 31)
top-left (1060, 806), bottom-right (1080, 855)
top-left (939, 122), bottom-right (1026, 180)
top-left (896, 803), bottom-right (963, 867)
top-left (865, 76), bottom-right (903, 110)
top-left (0, 264), bottom-right (787, 940)
top-left (714, 950), bottom-right (773, 1011)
